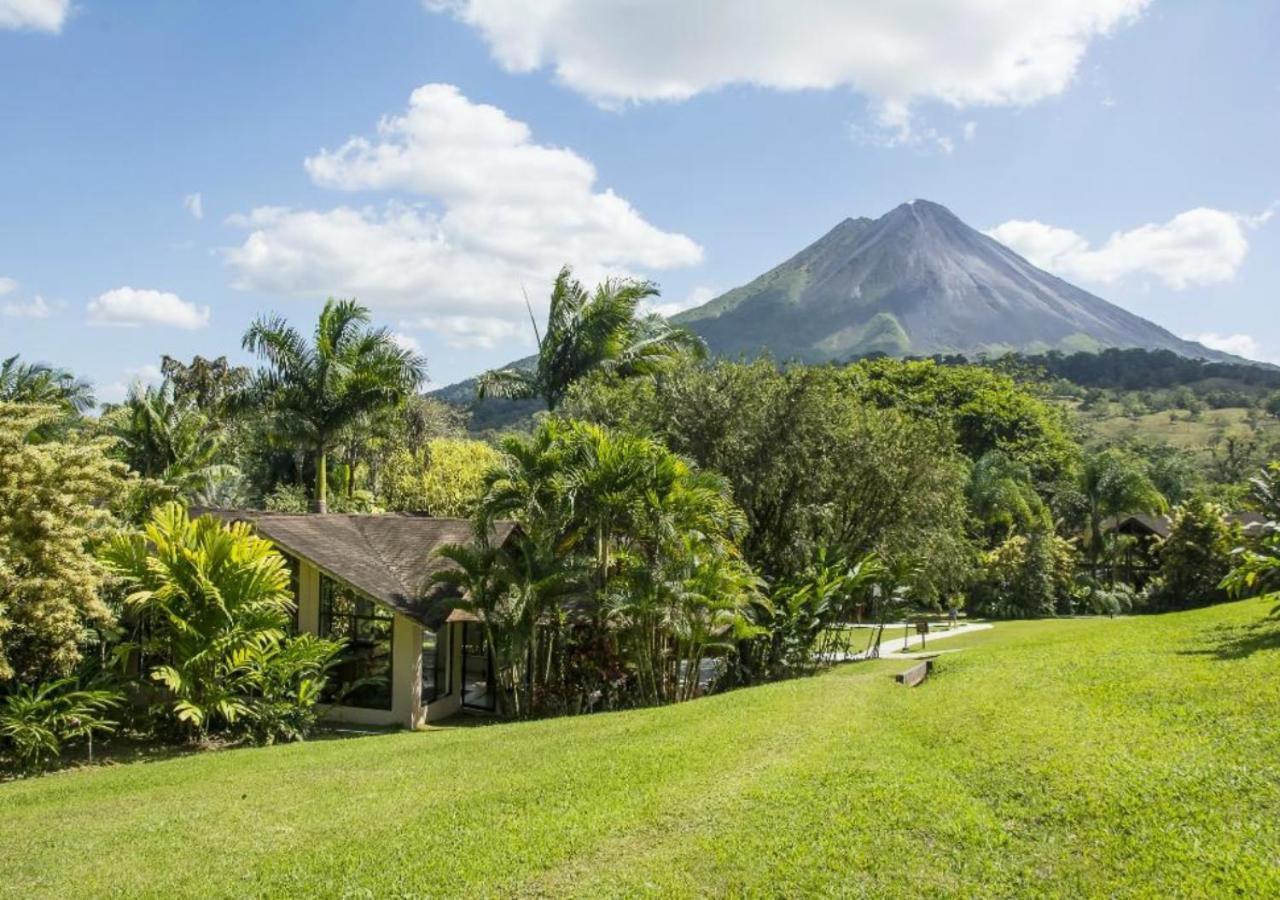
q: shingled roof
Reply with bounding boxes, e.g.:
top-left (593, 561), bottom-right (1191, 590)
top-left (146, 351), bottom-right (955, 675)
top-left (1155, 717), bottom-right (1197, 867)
top-left (196, 510), bottom-right (518, 627)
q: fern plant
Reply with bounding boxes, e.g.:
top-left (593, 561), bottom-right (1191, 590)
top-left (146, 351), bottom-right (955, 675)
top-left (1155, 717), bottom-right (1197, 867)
top-left (99, 503), bottom-right (341, 743)
top-left (0, 678), bottom-right (122, 774)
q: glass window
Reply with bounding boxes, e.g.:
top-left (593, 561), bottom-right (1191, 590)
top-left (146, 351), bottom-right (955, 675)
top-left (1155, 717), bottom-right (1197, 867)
top-left (461, 623), bottom-right (495, 712)
top-left (319, 576), bottom-right (394, 710)
top-left (422, 627), bottom-right (451, 703)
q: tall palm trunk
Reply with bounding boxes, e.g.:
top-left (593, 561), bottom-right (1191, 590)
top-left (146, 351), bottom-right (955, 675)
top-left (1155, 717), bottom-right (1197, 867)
top-left (314, 446), bottom-right (328, 513)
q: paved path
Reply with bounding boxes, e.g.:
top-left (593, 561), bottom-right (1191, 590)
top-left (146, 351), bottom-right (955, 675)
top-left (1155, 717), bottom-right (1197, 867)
top-left (842, 622), bottom-right (994, 661)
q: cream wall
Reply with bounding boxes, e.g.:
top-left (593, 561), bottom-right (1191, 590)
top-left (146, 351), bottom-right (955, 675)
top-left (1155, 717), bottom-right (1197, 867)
top-left (297, 561), bottom-right (320, 634)
top-left (424, 622), bottom-right (463, 723)
top-left (294, 559), bottom-right (430, 730)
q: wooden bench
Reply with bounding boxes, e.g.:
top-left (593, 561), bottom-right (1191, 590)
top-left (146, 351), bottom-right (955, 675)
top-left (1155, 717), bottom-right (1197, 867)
top-left (895, 658), bottom-right (935, 687)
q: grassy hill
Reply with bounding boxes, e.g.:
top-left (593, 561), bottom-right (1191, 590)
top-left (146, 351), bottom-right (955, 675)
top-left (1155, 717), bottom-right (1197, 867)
top-left (1072, 402), bottom-right (1280, 475)
top-left (4, 600), bottom-right (1280, 897)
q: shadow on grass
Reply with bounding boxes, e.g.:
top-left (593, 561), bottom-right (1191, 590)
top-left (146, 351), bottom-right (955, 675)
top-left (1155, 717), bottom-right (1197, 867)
top-left (1180, 616), bottom-right (1280, 661)
top-left (3, 725), bottom-right (392, 783)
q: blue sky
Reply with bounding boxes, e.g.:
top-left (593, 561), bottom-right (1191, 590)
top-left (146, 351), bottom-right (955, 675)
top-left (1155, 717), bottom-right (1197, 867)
top-left (2, 0), bottom-right (1278, 400)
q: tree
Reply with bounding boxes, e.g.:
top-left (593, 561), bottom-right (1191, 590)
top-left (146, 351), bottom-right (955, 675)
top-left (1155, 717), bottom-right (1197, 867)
top-left (1223, 463), bottom-right (1280, 610)
top-left (843, 357), bottom-right (1080, 490)
top-left (242, 299), bottom-right (427, 512)
top-left (380, 437), bottom-right (501, 517)
top-left (967, 450), bottom-right (1045, 541)
top-left (0, 355), bottom-right (94, 413)
top-left (105, 380), bottom-right (234, 503)
top-left (0, 404), bottom-right (125, 686)
top-left (969, 518), bottom-right (1075, 618)
top-left (0, 356), bottom-right (94, 441)
top-left (477, 267), bottom-right (705, 411)
top-left (1265, 392), bottom-right (1280, 420)
top-left (159, 355), bottom-right (249, 414)
top-left (562, 358), bottom-right (974, 598)
top-left (1079, 449), bottom-right (1167, 565)
top-left (450, 417), bottom-right (760, 715)
top-left (1145, 498), bottom-right (1235, 611)
top-left (99, 504), bottom-right (342, 742)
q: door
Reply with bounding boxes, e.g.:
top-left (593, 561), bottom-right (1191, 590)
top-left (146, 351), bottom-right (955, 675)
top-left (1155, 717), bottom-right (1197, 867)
top-left (460, 622), bottom-right (495, 711)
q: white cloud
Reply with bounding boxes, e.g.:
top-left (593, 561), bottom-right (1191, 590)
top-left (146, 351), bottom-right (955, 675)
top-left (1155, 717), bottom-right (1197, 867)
top-left (226, 84), bottom-right (701, 346)
top-left (642, 285), bottom-right (718, 319)
top-left (427, 1), bottom-right (1147, 133)
top-left (398, 314), bottom-right (526, 350)
top-left (963, 121), bottom-right (978, 142)
top-left (1186, 333), bottom-right (1275, 364)
top-left (0, 276), bottom-right (16, 295)
top-left (183, 192), bottom-right (204, 220)
top-left (986, 206), bottom-right (1274, 290)
top-left (390, 331), bottom-right (422, 355)
top-left (0, 0), bottom-right (70, 32)
top-left (87, 287), bottom-right (211, 330)
top-left (2, 294), bottom-right (51, 318)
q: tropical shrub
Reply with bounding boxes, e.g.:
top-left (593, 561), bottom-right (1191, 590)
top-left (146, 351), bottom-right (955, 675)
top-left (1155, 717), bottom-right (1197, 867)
top-left (747, 550), bottom-right (889, 678)
top-left (970, 521), bottom-right (1075, 618)
top-left (381, 437), bottom-right (501, 516)
top-left (1222, 463), bottom-right (1280, 611)
top-left (99, 504), bottom-right (341, 743)
top-left (263, 483), bottom-right (309, 513)
top-left (1145, 498), bottom-right (1235, 611)
top-left (0, 404), bottom-right (125, 686)
top-left (1079, 580), bottom-right (1138, 617)
top-left (0, 678), bottom-right (123, 774)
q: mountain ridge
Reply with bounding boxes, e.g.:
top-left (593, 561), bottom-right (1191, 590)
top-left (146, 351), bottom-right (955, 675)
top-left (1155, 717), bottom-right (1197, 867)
top-left (671, 199), bottom-right (1232, 364)
top-left (434, 199), bottom-right (1248, 411)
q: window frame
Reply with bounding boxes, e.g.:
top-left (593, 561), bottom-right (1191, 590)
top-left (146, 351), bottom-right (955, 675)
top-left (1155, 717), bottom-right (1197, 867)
top-left (422, 625), bottom-right (452, 704)
top-left (318, 574), bottom-right (395, 711)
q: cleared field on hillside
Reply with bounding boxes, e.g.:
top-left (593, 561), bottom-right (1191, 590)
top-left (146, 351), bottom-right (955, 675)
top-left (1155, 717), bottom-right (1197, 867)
top-left (1082, 405), bottom-right (1280, 454)
top-left (3, 601), bottom-right (1279, 897)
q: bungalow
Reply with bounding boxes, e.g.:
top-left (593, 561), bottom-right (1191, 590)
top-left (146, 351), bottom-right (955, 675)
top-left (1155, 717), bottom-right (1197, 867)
top-left (202, 510), bottom-right (517, 729)
top-left (1097, 510), bottom-right (1266, 586)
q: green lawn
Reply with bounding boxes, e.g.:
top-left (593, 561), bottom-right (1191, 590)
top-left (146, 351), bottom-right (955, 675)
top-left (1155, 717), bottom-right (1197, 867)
top-left (5, 600), bottom-right (1280, 898)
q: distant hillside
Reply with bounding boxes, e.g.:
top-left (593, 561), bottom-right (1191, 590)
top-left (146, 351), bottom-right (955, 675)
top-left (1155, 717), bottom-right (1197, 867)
top-left (673, 200), bottom-right (1236, 364)
top-left (434, 200), bottom-right (1261, 424)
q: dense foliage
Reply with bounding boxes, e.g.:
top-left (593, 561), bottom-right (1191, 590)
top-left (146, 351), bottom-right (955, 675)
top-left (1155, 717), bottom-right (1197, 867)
top-left (562, 359), bottom-right (974, 596)
top-left (439, 419), bottom-right (763, 716)
top-left (242, 298), bottom-right (426, 511)
top-left (380, 437), bottom-right (501, 517)
top-left (0, 404), bottom-right (125, 685)
top-left (99, 504), bottom-right (342, 743)
top-left (1144, 498), bottom-right (1236, 611)
top-left (9, 273), bottom-right (1280, 775)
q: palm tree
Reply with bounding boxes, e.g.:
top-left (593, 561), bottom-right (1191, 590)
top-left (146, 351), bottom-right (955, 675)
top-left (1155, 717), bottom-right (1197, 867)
top-left (242, 299), bottom-right (427, 512)
top-left (0, 354), bottom-right (94, 412)
top-left (1080, 449), bottom-right (1167, 568)
top-left (967, 450), bottom-right (1045, 541)
top-left (108, 380), bottom-right (233, 499)
top-left (476, 267), bottom-right (705, 410)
